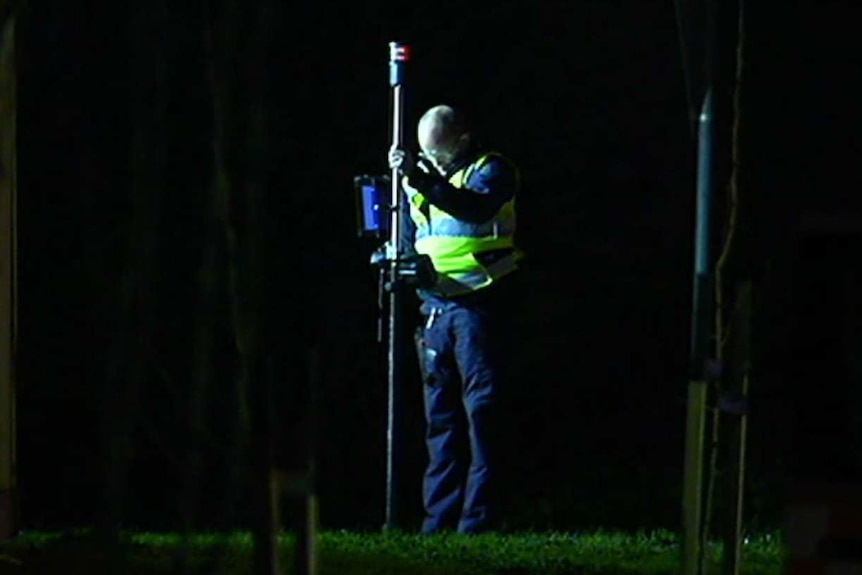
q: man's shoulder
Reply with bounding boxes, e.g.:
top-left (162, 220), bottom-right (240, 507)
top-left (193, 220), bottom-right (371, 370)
top-left (472, 150), bottom-right (518, 183)
top-left (475, 149), bottom-right (512, 165)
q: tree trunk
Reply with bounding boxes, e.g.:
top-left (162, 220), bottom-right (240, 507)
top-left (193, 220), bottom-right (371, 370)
top-left (98, 0), bottom-right (169, 544)
top-left (0, 1), bottom-right (18, 541)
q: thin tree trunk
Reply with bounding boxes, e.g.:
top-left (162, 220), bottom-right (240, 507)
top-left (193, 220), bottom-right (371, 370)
top-left (242, 1), bottom-right (278, 572)
top-left (177, 107), bottom-right (224, 573)
top-left (0, 1), bottom-right (19, 541)
top-left (99, 0), bottom-right (169, 548)
top-left (202, 1), bottom-right (254, 542)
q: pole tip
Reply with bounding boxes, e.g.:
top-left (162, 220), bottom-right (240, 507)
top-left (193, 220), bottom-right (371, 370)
top-left (389, 42), bottom-right (410, 63)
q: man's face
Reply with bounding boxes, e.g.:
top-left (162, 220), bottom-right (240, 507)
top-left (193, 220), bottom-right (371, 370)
top-left (419, 128), bottom-right (467, 175)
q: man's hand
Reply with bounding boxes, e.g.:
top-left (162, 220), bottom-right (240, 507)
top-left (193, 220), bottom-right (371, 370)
top-left (402, 177), bottom-right (420, 201)
top-left (370, 242), bottom-right (391, 266)
top-left (388, 146), bottom-right (416, 175)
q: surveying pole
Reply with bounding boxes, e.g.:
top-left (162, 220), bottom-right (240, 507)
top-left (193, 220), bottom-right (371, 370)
top-left (383, 41), bottom-right (410, 532)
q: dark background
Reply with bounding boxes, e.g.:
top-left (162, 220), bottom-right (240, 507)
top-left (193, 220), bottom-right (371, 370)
top-left (13, 0), bottom-right (862, 534)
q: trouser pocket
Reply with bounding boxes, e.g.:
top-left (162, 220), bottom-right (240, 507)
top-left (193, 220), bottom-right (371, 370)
top-left (415, 325), bottom-right (441, 386)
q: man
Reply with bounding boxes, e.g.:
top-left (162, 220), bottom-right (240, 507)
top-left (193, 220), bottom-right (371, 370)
top-left (388, 104), bottom-right (522, 534)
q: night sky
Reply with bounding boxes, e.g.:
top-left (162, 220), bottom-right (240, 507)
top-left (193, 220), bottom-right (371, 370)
top-left (12, 0), bottom-right (862, 533)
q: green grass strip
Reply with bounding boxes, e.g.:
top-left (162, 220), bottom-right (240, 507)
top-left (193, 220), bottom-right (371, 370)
top-left (0, 528), bottom-right (785, 575)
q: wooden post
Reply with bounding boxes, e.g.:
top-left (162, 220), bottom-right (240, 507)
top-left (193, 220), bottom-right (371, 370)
top-left (269, 349), bottom-right (320, 575)
top-left (0, 2), bottom-right (18, 540)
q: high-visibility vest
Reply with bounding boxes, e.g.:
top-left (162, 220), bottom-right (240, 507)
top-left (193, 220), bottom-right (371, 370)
top-left (408, 152), bottom-right (521, 297)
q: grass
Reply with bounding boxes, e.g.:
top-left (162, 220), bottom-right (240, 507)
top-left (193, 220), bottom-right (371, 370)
top-left (0, 528), bottom-right (785, 575)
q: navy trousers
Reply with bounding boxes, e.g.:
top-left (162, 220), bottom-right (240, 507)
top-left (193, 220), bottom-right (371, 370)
top-left (416, 299), bottom-right (505, 534)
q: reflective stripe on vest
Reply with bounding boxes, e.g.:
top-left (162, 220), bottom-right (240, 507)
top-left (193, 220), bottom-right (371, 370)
top-left (408, 152), bottom-right (519, 296)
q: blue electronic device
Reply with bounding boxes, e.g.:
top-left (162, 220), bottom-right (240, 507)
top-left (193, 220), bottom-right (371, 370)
top-left (354, 174), bottom-right (391, 239)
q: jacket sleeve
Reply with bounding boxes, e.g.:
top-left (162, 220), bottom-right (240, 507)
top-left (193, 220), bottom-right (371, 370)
top-left (406, 156), bottom-right (517, 224)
